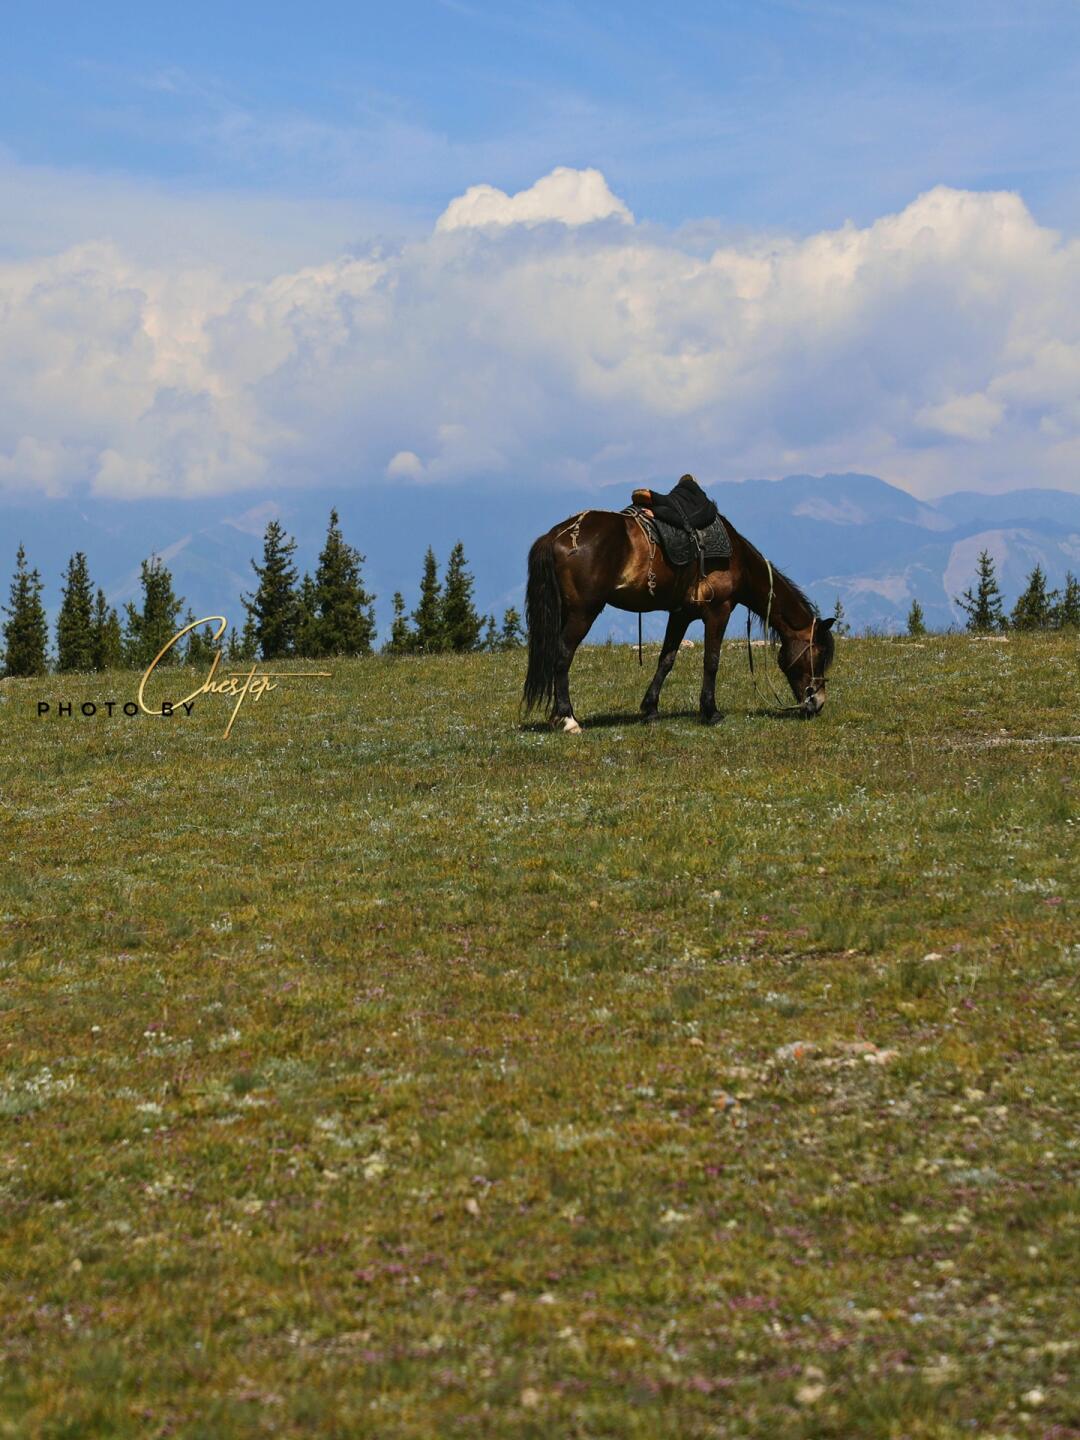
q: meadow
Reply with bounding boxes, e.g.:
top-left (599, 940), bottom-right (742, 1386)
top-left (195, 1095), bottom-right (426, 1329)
top-left (0, 633), bottom-right (1077, 1438)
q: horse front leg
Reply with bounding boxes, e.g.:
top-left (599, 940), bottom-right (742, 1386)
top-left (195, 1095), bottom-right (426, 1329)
top-left (640, 609), bottom-right (692, 722)
top-left (553, 608), bottom-right (598, 733)
top-left (700, 601), bottom-right (733, 724)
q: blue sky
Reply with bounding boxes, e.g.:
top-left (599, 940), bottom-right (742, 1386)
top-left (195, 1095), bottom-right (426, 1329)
top-left (2, 2), bottom-right (1079, 504)
top-left (4, 0), bottom-right (1079, 235)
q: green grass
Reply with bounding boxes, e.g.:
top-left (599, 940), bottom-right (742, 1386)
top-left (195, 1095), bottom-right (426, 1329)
top-left (1, 633), bottom-right (1077, 1437)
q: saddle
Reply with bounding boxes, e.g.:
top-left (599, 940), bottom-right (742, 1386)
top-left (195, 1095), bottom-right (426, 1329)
top-left (624, 475), bottom-right (731, 588)
top-left (632, 474), bottom-right (718, 531)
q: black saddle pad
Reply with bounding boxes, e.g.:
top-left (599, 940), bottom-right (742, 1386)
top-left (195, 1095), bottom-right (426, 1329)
top-left (623, 507), bottom-right (732, 569)
top-left (648, 474), bottom-right (718, 530)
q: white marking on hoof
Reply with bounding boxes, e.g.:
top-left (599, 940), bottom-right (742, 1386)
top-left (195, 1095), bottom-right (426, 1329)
top-left (556, 716), bottom-right (582, 734)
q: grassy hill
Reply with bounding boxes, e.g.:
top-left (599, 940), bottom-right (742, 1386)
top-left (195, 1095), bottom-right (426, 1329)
top-left (1, 636), bottom-right (1077, 1436)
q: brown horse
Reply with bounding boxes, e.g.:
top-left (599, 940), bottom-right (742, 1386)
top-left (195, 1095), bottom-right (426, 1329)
top-left (523, 508), bottom-right (835, 730)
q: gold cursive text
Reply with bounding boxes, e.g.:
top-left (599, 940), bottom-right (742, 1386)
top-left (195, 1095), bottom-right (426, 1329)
top-left (138, 616), bottom-right (331, 738)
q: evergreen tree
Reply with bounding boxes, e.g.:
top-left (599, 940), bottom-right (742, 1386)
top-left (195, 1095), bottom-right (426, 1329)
top-left (307, 510), bottom-right (376, 657)
top-left (410, 547), bottom-right (446, 653)
top-left (226, 614), bottom-right (258, 664)
top-left (293, 574), bottom-right (319, 657)
top-left (481, 614), bottom-right (499, 652)
top-left (2, 543), bottom-right (48, 677)
top-left (956, 550), bottom-right (1006, 633)
top-left (243, 520), bottom-right (299, 660)
top-left (91, 589), bottom-right (123, 671)
top-left (906, 598), bottom-right (927, 638)
top-left (1011, 563), bottom-right (1057, 631)
top-left (499, 606), bottom-right (526, 649)
top-left (384, 591), bottom-right (414, 655)
top-left (56, 552), bottom-right (96, 672)
top-left (123, 556), bottom-right (184, 667)
top-left (833, 594), bottom-right (849, 637)
top-left (182, 609), bottom-right (217, 667)
top-left (1053, 571), bottom-right (1080, 629)
top-left (441, 541), bottom-right (483, 652)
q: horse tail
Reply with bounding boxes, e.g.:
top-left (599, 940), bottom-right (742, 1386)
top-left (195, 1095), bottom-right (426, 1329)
top-left (522, 533), bottom-right (563, 716)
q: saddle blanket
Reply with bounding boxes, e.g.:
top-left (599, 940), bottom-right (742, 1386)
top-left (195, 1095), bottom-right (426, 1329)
top-left (622, 505), bottom-right (732, 569)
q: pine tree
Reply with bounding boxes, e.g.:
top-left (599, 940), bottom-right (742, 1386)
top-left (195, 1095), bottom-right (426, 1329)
top-left (307, 510), bottom-right (376, 658)
top-left (243, 520), bottom-right (299, 660)
top-left (441, 541), bottom-right (483, 652)
top-left (411, 547), bottom-right (446, 654)
top-left (384, 592), bottom-right (414, 655)
top-left (56, 552), bottom-right (96, 672)
top-left (226, 614), bottom-right (258, 664)
top-left (2, 544), bottom-right (48, 677)
top-left (294, 574), bottom-right (319, 657)
top-left (1053, 571), bottom-right (1080, 629)
top-left (91, 589), bottom-right (122, 671)
top-left (1011, 563), bottom-right (1057, 631)
top-left (833, 594), bottom-right (849, 637)
top-left (239, 614), bottom-right (258, 661)
top-left (481, 614), bottom-right (498, 652)
top-left (123, 556), bottom-right (184, 667)
top-left (956, 550), bottom-right (1006, 633)
top-left (906, 598), bottom-right (927, 638)
top-left (182, 609), bottom-right (217, 667)
top-left (499, 606), bottom-right (526, 649)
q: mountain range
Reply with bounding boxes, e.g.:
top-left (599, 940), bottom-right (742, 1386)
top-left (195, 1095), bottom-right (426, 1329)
top-left (2, 473), bottom-right (1079, 644)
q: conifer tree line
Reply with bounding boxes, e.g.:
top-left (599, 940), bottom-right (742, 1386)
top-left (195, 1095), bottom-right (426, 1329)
top-left (898, 552), bottom-right (1080, 637)
top-left (950, 551), bottom-right (1080, 635)
top-left (8, 524), bottom-right (1072, 677)
top-left (2, 512), bottom-right (527, 677)
top-left (244, 519), bottom-right (523, 660)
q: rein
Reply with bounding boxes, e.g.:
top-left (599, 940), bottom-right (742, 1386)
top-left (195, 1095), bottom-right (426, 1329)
top-left (744, 556), bottom-right (819, 713)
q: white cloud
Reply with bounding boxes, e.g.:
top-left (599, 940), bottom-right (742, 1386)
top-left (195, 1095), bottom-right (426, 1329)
top-left (386, 450), bottom-right (424, 479)
top-left (917, 392), bottom-right (1003, 441)
top-left (435, 166), bottom-right (633, 231)
top-left (1, 170), bottom-right (1079, 502)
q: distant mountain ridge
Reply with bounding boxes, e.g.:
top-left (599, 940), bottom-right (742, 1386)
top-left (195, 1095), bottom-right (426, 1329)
top-left (2, 473), bottom-right (1079, 643)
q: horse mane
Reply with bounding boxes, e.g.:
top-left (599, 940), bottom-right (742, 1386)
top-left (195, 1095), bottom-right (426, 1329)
top-left (732, 525), bottom-right (836, 674)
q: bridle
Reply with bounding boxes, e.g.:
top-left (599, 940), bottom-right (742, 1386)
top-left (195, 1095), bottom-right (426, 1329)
top-left (744, 556), bottom-right (822, 714)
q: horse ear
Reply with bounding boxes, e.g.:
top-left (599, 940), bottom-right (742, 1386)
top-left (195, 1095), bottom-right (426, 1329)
top-left (820, 616), bottom-right (836, 631)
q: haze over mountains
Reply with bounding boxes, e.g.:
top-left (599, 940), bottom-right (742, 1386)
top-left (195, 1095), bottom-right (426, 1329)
top-left (3, 473), bottom-right (1079, 644)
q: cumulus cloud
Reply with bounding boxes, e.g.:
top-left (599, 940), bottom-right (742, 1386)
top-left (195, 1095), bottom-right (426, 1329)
top-left (917, 392), bottom-right (1003, 441)
top-left (386, 450), bottom-right (425, 480)
top-left (435, 166), bottom-right (633, 231)
top-left (1, 168), bottom-right (1079, 502)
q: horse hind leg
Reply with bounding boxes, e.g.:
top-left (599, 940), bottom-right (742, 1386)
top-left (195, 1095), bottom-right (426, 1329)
top-left (640, 610), bottom-right (692, 722)
top-left (700, 601), bottom-right (733, 724)
top-left (553, 608), bottom-right (598, 733)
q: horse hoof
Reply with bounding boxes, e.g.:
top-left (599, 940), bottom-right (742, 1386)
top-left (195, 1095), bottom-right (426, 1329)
top-left (641, 710), bottom-right (660, 724)
top-left (555, 716), bottom-right (582, 734)
top-left (702, 710), bottom-right (724, 726)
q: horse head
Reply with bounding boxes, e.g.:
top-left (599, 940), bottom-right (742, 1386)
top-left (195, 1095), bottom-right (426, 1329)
top-left (779, 616), bottom-right (835, 717)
